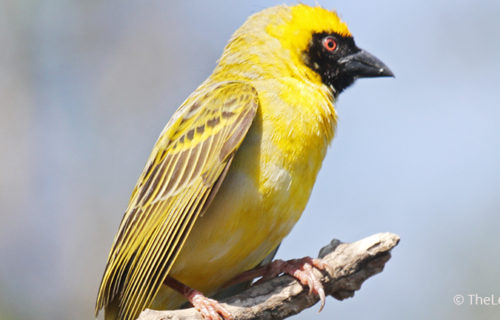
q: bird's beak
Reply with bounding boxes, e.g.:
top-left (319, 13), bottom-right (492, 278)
top-left (338, 49), bottom-right (394, 78)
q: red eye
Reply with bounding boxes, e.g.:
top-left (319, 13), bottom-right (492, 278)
top-left (322, 36), bottom-right (337, 52)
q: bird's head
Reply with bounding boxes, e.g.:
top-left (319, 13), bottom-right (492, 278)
top-left (272, 4), bottom-right (393, 94)
top-left (219, 4), bottom-right (393, 95)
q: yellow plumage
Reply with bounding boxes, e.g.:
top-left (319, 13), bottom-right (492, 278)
top-left (96, 4), bottom-right (392, 320)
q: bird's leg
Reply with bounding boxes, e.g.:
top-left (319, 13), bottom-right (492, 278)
top-left (225, 257), bottom-right (329, 311)
top-left (165, 276), bottom-right (233, 320)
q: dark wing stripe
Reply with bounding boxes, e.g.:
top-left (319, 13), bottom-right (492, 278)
top-left (160, 149), bottom-right (189, 197)
top-left (110, 152), bottom-right (179, 271)
top-left (122, 133), bottom-right (220, 317)
top-left (120, 147), bottom-right (215, 318)
top-left (221, 108), bottom-right (255, 160)
top-left (121, 193), bottom-right (186, 318)
top-left (125, 193), bottom-right (180, 291)
top-left (125, 148), bottom-right (223, 314)
top-left (136, 164), bottom-right (160, 203)
top-left (114, 147), bottom-right (183, 265)
top-left (124, 183), bottom-right (207, 318)
top-left (109, 204), bottom-right (160, 299)
top-left (130, 183), bottom-right (209, 318)
top-left (140, 152), bottom-right (178, 207)
top-left (109, 153), bottom-right (188, 312)
top-left (158, 133), bottom-right (216, 200)
top-left (202, 153), bottom-right (235, 218)
top-left (95, 82), bottom-right (259, 320)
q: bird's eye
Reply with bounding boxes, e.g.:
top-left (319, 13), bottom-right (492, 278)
top-left (322, 36), bottom-right (337, 52)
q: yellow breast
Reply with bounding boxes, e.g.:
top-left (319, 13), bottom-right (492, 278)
top-left (151, 77), bottom-right (336, 309)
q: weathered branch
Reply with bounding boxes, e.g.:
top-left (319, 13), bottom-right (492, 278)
top-left (138, 232), bottom-right (400, 320)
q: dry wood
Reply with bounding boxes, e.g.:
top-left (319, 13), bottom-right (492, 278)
top-left (138, 232), bottom-right (400, 320)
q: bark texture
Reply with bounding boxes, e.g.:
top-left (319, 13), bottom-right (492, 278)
top-left (138, 232), bottom-right (400, 320)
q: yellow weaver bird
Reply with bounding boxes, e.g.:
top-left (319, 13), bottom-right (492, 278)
top-left (96, 4), bottom-right (393, 320)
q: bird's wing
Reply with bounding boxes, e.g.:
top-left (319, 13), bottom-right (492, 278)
top-left (95, 81), bottom-right (259, 320)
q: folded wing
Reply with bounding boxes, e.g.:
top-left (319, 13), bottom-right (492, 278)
top-left (95, 82), bottom-right (259, 320)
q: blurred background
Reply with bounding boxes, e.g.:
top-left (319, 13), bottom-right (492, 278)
top-left (1, 0), bottom-right (499, 319)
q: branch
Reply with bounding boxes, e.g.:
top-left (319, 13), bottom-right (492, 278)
top-left (138, 232), bottom-right (400, 320)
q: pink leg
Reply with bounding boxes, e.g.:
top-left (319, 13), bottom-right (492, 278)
top-left (226, 257), bottom-right (328, 311)
top-left (165, 276), bottom-right (234, 320)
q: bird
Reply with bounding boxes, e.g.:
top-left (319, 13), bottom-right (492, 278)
top-left (95, 4), bottom-right (393, 320)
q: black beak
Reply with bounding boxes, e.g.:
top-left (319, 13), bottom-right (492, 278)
top-left (338, 49), bottom-right (394, 78)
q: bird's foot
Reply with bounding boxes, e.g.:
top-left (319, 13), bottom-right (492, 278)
top-left (165, 276), bottom-right (233, 320)
top-left (187, 290), bottom-right (233, 320)
top-left (227, 257), bottom-right (328, 311)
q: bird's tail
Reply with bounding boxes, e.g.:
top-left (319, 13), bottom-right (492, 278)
top-left (103, 297), bottom-right (120, 320)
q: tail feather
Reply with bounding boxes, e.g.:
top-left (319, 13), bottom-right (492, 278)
top-left (103, 297), bottom-right (120, 320)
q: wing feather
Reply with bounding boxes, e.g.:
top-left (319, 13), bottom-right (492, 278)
top-left (95, 82), bottom-right (259, 320)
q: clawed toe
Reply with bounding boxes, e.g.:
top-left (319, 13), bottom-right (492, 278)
top-left (191, 293), bottom-right (233, 320)
top-left (283, 257), bottom-right (327, 311)
top-left (225, 256), bottom-right (328, 312)
top-left (165, 276), bottom-right (234, 320)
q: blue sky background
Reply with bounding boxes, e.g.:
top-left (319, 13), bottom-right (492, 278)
top-left (1, 0), bottom-right (499, 319)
